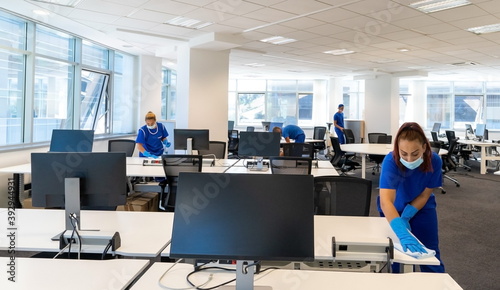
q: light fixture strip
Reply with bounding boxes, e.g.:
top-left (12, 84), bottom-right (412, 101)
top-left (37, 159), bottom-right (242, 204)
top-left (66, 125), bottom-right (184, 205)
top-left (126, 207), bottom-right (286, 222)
top-left (467, 23), bottom-right (500, 34)
top-left (409, 0), bottom-right (471, 13)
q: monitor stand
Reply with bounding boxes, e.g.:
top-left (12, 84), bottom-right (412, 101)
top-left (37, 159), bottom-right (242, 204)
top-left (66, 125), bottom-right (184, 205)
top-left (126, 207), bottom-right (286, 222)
top-left (219, 260), bottom-right (272, 290)
top-left (248, 157), bottom-right (268, 172)
top-left (186, 137), bottom-right (193, 155)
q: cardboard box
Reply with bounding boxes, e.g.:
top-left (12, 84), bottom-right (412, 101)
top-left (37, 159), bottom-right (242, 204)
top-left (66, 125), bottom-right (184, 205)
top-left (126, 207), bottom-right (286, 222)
top-left (21, 198), bottom-right (44, 209)
top-left (116, 192), bottom-right (159, 212)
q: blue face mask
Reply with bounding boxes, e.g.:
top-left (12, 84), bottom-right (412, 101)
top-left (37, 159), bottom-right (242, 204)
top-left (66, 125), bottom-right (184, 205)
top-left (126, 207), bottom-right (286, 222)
top-left (400, 156), bottom-right (423, 170)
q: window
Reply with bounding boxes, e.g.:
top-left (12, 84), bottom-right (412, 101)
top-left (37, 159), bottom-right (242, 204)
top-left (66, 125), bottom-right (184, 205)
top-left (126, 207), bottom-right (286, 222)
top-left (486, 82), bottom-right (500, 129)
top-left (342, 80), bottom-right (364, 119)
top-left (80, 70), bottom-right (109, 133)
top-left (0, 12), bottom-right (26, 146)
top-left (426, 82), bottom-right (452, 129)
top-left (82, 40), bottom-right (109, 69)
top-left (161, 68), bottom-right (176, 120)
top-left (232, 79), bottom-right (314, 127)
top-left (113, 52), bottom-right (135, 134)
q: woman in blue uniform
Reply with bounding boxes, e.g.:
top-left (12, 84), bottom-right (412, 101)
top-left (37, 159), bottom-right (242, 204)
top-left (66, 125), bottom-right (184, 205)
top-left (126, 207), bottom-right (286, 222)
top-left (136, 111), bottom-right (170, 158)
top-left (378, 122), bottom-right (445, 273)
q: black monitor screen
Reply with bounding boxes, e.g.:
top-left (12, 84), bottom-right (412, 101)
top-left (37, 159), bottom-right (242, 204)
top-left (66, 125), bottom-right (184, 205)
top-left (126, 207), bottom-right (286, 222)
top-left (431, 123), bottom-right (441, 134)
top-left (237, 132), bottom-right (281, 158)
top-left (268, 122), bottom-right (283, 132)
top-left (31, 152), bottom-right (127, 208)
top-left (49, 129), bottom-right (94, 152)
top-left (170, 172), bottom-right (315, 261)
top-left (174, 129), bottom-right (210, 150)
top-left (475, 124), bottom-right (486, 139)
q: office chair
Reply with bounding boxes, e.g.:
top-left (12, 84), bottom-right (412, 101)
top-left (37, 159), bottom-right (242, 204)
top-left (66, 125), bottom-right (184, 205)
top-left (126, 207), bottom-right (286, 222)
top-left (158, 155), bottom-right (202, 211)
top-left (343, 128), bottom-right (356, 144)
top-left (246, 126), bottom-right (255, 132)
top-left (432, 140), bottom-right (460, 194)
top-left (445, 130), bottom-right (471, 171)
top-left (312, 126), bottom-right (327, 158)
top-left (329, 137), bottom-right (358, 175)
top-left (431, 131), bottom-right (439, 142)
top-left (198, 141), bottom-right (226, 159)
top-left (108, 139), bottom-right (135, 157)
top-left (269, 156), bottom-right (312, 175)
top-left (227, 130), bottom-right (239, 158)
top-left (313, 176), bottom-right (372, 216)
top-left (282, 142), bottom-right (314, 158)
top-left (367, 133), bottom-right (390, 175)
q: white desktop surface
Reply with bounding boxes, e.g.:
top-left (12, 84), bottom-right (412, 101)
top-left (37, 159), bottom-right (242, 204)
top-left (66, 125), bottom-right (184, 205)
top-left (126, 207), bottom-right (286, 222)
top-left (131, 262), bottom-right (462, 290)
top-left (0, 209), bottom-right (174, 257)
top-left (457, 139), bottom-right (500, 174)
top-left (0, 257), bottom-right (149, 290)
top-left (314, 216), bottom-right (440, 267)
top-left (226, 159), bottom-right (339, 176)
top-left (340, 144), bottom-right (447, 179)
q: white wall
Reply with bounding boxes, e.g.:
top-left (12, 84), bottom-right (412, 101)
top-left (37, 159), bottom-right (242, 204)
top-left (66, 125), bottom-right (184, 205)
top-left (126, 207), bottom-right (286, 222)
top-left (139, 55), bottom-right (163, 123)
top-left (364, 76), bottom-right (400, 139)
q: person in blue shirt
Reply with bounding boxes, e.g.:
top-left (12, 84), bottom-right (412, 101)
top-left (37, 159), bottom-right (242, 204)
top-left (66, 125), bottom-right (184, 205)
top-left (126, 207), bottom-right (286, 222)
top-left (136, 111), bottom-right (171, 158)
top-left (378, 122), bottom-right (445, 273)
top-left (333, 104), bottom-right (345, 144)
top-left (273, 124), bottom-right (306, 143)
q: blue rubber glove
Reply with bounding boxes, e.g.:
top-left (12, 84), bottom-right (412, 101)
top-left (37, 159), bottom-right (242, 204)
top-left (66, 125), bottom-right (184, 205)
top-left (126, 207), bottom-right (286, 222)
top-left (162, 139), bottom-right (171, 148)
top-left (390, 217), bottom-right (427, 254)
top-left (143, 151), bottom-right (158, 158)
top-left (400, 204), bottom-right (418, 230)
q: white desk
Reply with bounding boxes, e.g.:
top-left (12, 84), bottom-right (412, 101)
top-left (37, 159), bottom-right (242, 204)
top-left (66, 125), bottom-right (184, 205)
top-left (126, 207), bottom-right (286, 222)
top-left (0, 257), bottom-right (149, 290)
top-left (314, 215), bottom-right (440, 273)
top-left (457, 139), bottom-right (500, 174)
top-left (0, 208), bottom-right (174, 258)
top-left (340, 144), bottom-right (447, 179)
top-left (226, 159), bottom-right (339, 176)
top-left (162, 215), bottom-right (439, 273)
top-left (131, 262), bottom-right (462, 290)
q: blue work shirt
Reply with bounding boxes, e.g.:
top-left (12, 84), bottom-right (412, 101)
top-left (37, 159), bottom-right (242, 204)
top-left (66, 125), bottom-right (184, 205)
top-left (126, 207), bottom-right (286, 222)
top-left (282, 125), bottom-right (305, 142)
top-left (136, 122), bottom-right (169, 157)
top-left (378, 152), bottom-right (442, 212)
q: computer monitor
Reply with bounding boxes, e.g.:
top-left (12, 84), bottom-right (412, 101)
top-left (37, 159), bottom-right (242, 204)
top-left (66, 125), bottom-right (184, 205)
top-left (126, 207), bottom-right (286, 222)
top-left (268, 122), bottom-right (283, 132)
top-left (431, 123), bottom-right (441, 135)
top-left (261, 121), bottom-right (271, 131)
top-left (237, 132), bottom-right (281, 158)
top-left (174, 129), bottom-right (210, 154)
top-left (31, 152), bottom-right (127, 232)
top-left (49, 129), bottom-right (94, 152)
top-left (170, 172), bottom-right (314, 289)
top-left (475, 124), bottom-right (487, 140)
top-left (228, 120), bottom-right (234, 131)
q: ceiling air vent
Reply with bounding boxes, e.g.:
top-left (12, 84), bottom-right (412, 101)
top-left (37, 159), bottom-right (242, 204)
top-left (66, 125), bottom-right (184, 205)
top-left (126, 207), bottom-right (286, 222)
top-left (451, 61), bottom-right (478, 66)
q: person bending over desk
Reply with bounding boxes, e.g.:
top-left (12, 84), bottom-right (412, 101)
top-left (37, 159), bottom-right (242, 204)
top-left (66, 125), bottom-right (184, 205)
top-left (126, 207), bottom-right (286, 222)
top-left (136, 111), bottom-right (171, 158)
top-left (378, 122), bottom-right (445, 273)
top-left (273, 124), bottom-right (306, 143)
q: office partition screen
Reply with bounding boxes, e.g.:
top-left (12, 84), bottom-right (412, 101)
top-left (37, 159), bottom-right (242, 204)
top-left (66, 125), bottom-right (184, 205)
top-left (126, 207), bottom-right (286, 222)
top-left (49, 129), bottom-right (95, 152)
top-left (170, 172), bottom-right (315, 261)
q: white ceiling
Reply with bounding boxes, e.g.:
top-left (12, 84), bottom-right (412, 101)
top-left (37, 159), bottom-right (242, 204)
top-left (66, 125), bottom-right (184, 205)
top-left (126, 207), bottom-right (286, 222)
top-left (5, 0), bottom-right (500, 80)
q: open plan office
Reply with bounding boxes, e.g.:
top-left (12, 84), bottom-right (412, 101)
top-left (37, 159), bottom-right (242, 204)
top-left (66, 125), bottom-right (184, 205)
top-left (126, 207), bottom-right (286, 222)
top-left (3, 0), bottom-right (500, 289)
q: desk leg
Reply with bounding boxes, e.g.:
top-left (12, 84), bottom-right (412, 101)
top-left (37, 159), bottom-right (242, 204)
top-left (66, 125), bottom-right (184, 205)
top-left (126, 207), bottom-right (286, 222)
top-left (12, 173), bottom-right (24, 208)
top-left (361, 153), bottom-right (366, 179)
top-left (481, 147), bottom-right (487, 174)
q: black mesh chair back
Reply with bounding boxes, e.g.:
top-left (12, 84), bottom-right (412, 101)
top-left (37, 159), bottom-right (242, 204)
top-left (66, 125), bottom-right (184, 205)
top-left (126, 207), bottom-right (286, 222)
top-left (431, 131), bottom-right (439, 142)
top-left (227, 130), bottom-right (239, 157)
top-left (282, 142), bottom-right (314, 158)
top-left (246, 126), bottom-right (255, 132)
top-left (159, 155), bottom-right (203, 211)
top-left (314, 176), bottom-right (372, 216)
top-left (312, 126), bottom-right (327, 157)
top-left (329, 137), bottom-right (357, 175)
top-left (343, 128), bottom-right (356, 144)
top-left (108, 139), bottom-right (135, 157)
top-left (378, 135), bottom-right (392, 144)
top-left (368, 133), bottom-right (386, 144)
top-left (445, 130), bottom-right (456, 144)
top-left (198, 141), bottom-right (226, 159)
top-left (270, 156), bottom-right (312, 175)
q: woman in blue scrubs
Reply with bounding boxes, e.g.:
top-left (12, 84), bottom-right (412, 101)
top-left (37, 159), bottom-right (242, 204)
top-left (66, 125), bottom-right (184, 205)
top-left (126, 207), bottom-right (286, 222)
top-left (378, 122), bottom-right (445, 273)
top-left (136, 111), bottom-right (170, 158)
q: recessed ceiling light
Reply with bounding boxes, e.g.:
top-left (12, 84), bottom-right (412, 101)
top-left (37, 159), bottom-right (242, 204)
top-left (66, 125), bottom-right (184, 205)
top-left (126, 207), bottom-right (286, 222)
top-left (260, 36), bottom-right (297, 45)
top-left (398, 48), bottom-right (410, 52)
top-left (164, 17), bottom-right (212, 29)
top-left (323, 49), bottom-right (355, 55)
top-left (33, 10), bottom-right (50, 15)
top-left (373, 58), bottom-right (398, 64)
top-left (467, 23), bottom-right (500, 35)
top-left (29, 0), bottom-right (83, 7)
top-left (244, 63), bottom-right (266, 67)
top-left (409, 0), bottom-right (471, 13)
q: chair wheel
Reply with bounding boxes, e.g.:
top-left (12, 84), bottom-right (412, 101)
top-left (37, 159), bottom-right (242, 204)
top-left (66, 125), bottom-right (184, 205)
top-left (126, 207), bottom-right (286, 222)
top-left (441, 190), bottom-right (446, 194)
top-left (372, 172), bottom-right (375, 175)
top-left (456, 184), bottom-right (460, 187)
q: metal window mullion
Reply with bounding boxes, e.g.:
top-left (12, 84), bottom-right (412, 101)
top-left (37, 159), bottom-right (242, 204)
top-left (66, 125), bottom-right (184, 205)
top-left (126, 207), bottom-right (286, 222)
top-left (23, 22), bottom-right (35, 144)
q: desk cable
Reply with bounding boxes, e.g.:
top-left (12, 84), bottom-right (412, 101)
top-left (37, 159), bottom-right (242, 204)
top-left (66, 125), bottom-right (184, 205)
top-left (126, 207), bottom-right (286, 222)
top-left (157, 258), bottom-right (214, 290)
top-left (68, 213), bottom-right (82, 259)
top-left (222, 159), bottom-right (240, 173)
